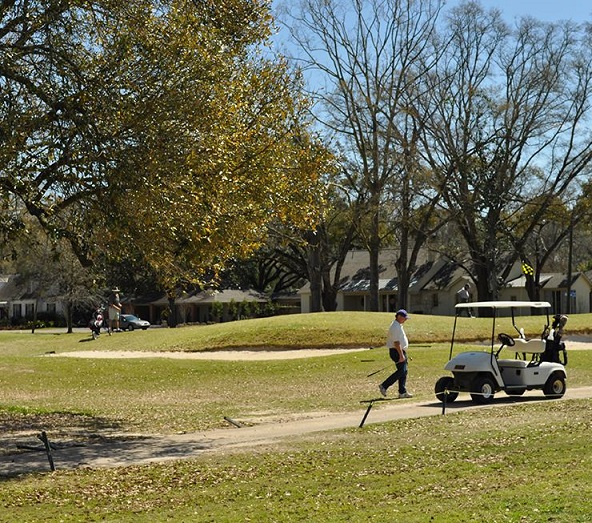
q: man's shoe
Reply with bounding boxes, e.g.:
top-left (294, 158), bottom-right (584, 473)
top-left (398, 391), bottom-right (413, 399)
top-left (379, 385), bottom-right (387, 397)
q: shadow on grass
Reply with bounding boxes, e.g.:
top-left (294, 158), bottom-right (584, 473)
top-left (420, 394), bottom-right (559, 412)
top-left (0, 410), bottom-right (123, 434)
top-left (0, 409), bottom-right (133, 478)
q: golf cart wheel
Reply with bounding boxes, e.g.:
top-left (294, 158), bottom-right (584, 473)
top-left (543, 373), bottom-right (566, 399)
top-left (471, 376), bottom-right (496, 404)
top-left (435, 376), bottom-right (458, 403)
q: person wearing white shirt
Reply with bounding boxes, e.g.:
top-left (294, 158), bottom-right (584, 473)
top-left (379, 309), bottom-right (413, 399)
top-left (456, 283), bottom-right (473, 317)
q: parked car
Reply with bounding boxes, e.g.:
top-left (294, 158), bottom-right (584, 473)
top-left (120, 314), bottom-right (150, 331)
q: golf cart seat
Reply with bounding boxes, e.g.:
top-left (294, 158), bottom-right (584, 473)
top-left (497, 359), bottom-right (528, 369)
top-left (513, 338), bottom-right (545, 353)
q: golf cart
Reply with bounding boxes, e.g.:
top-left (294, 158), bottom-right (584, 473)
top-left (435, 301), bottom-right (568, 405)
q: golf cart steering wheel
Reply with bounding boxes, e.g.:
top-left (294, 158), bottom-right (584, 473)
top-left (498, 333), bottom-right (515, 347)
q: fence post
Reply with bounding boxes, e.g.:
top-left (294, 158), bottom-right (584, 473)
top-left (38, 431), bottom-right (55, 472)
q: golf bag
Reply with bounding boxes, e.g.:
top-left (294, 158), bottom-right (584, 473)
top-left (541, 314), bottom-right (568, 366)
top-left (89, 309), bottom-right (106, 340)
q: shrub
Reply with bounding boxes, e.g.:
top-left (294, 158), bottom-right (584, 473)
top-left (210, 301), bottom-right (224, 322)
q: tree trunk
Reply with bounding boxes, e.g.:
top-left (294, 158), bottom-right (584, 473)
top-left (167, 296), bottom-right (177, 327)
top-left (368, 201), bottom-right (381, 312)
top-left (308, 245), bottom-right (323, 312)
top-left (31, 300), bottom-right (38, 334)
top-left (321, 270), bottom-right (337, 311)
top-left (66, 302), bottom-right (73, 334)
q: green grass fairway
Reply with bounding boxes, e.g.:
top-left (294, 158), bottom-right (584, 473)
top-left (1, 311), bottom-right (592, 522)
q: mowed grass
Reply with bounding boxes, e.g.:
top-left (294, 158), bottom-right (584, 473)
top-left (5, 309), bottom-right (588, 355)
top-left (3, 402), bottom-right (592, 522)
top-left (1, 311), bottom-right (592, 522)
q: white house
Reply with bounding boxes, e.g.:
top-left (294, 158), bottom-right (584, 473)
top-left (299, 252), bottom-right (592, 316)
top-left (299, 250), bottom-right (401, 313)
top-left (504, 272), bottom-right (592, 314)
top-left (0, 274), bottom-right (64, 325)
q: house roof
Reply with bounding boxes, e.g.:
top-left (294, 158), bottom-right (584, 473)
top-left (0, 275), bottom-right (14, 302)
top-left (334, 249), bottom-right (441, 293)
top-left (0, 274), bottom-right (30, 301)
top-left (420, 261), bottom-right (468, 291)
top-left (299, 250), bottom-right (440, 294)
top-left (179, 289), bottom-right (267, 304)
top-left (506, 274), bottom-right (551, 288)
top-left (299, 250), bottom-right (401, 293)
top-left (340, 278), bottom-right (398, 293)
top-left (337, 250), bottom-right (398, 285)
top-left (505, 272), bottom-right (586, 289)
top-left (0, 273), bottom-right (64, 301)
top-left (338, 249), bottom-right (399, 292)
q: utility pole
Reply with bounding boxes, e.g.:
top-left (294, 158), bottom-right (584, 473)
top-left (566, 223), bottom-right (573, 314)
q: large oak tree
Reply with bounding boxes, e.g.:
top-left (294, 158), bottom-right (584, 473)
top-left (0, 0), bottom-right (328, 293)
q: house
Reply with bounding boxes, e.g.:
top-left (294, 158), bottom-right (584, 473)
top-left (299, 250), bottom-right (400, 313)
top-left (0, 274), bottom-right (64, 325)
top-left (409, 260), bottom-right (592, 315)
top-left (408, 259), bottom-right (472, 315)
top-left (270, 291), bottom-right (301, 315)
top-left (177, 289), bottom-right (268, 323)
top-left (299, 252), bottom-right (592, 316)
top-left (124, 289), bottom-right (269, 324)
top-left (504, 271), bottom-right (592, 314)
top-left (299, 249), bottom-right (435, 313)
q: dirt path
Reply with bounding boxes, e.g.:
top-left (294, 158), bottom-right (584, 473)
top-left (4, 385), bottom-right (592, 478)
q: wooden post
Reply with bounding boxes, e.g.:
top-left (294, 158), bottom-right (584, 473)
top-left (38, 431), bottom-right (55, 472)
top-left (359, 402), bottom-right (374, 428)
top-left (441, 390), bottom-right (448, 415)
top-left (224, 416), bottom-right (242, 428)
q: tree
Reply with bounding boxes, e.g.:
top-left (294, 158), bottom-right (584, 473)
top-left (282, 0), bottom-right (447, 310)
top-left (105, 2), bottom-right (331, 292)
top-left (11, 220), bottom-right (102, 333)
top-left (419, 3), bottom-right (592, 302)
top-left (222, 243), bottom-right (308, 295)
top-left (0, 0), bottom-right (328, 295)
top-left (515, 181), bottom-right (592, 303)
top-left (258, 176), bottom-right (363, 312)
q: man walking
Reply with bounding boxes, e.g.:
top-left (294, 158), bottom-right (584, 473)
top-left (379, 309), bottom-right (413, 399)
top-left (456, 283), bottom-right (473, 317)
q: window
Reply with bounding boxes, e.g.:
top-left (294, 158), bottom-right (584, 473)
top-left (46, 303), bottom-right (56, 314)
top-left (25, 303), bottom-right (35, 318)
top-left (12, 304), bottom-right (21, 318)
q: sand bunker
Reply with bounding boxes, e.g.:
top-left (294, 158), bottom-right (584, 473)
top-left (48, 336), bottom-right (592, 361)
top-left (48, 348), bottom-right (370, 361)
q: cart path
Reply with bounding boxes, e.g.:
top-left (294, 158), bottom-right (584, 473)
top-left (3, 385), bottom-right (592, 478)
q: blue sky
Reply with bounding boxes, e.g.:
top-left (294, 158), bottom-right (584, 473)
top-left (272, 1), bottom-right (592, 51)
top-left (445, 0), bottom-right (590, 22)
top-left (273, 1), bottom-right (591, 25)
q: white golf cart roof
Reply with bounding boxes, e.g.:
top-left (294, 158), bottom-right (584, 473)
top-left (455, 301), bottom-right (551, 309)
